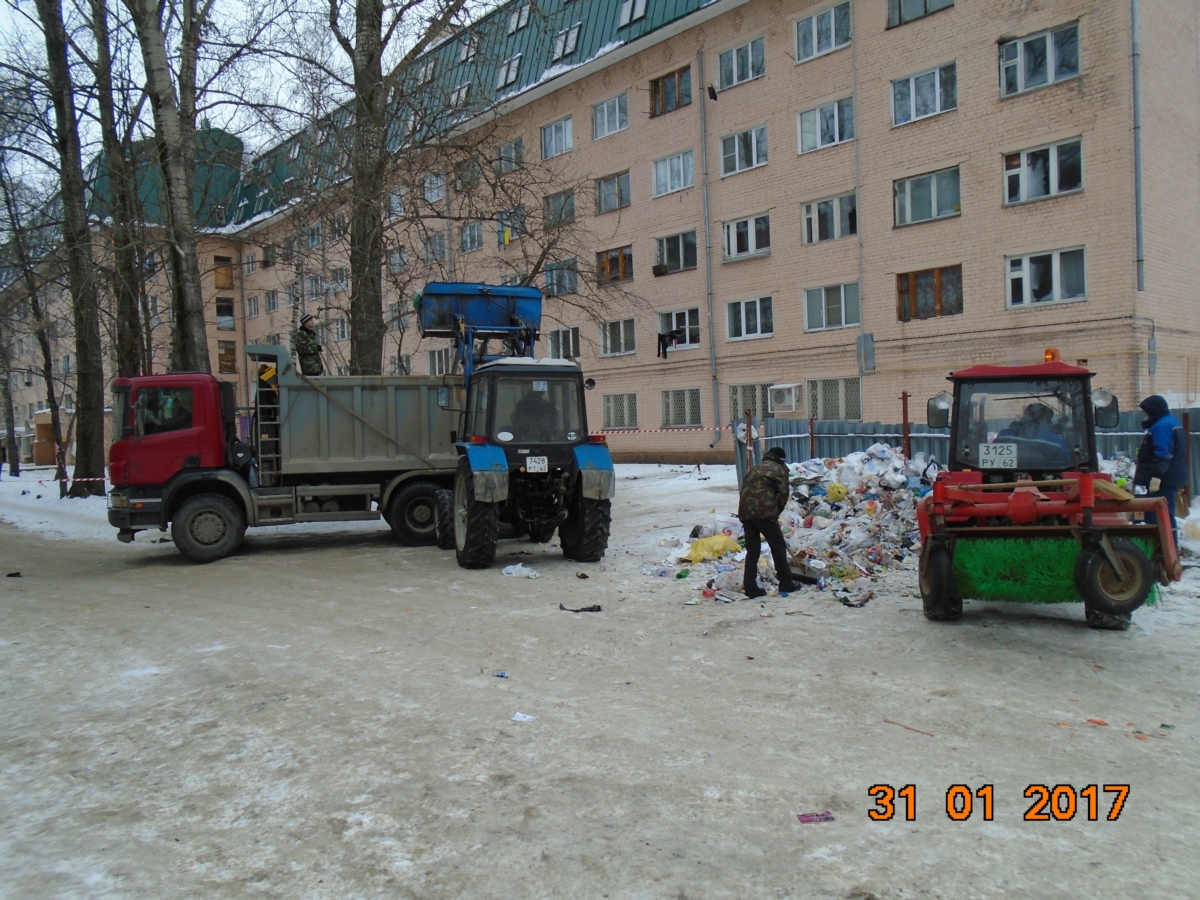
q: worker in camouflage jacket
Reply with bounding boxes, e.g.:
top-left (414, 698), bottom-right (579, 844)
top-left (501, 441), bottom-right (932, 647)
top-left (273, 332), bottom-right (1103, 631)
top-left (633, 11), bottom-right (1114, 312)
top-left (1134, 394), bottom-right (1187, 546)
top-left (738, 446), bottom-right (803, 598)
top-left (293, 313), bottom-right (324, 376)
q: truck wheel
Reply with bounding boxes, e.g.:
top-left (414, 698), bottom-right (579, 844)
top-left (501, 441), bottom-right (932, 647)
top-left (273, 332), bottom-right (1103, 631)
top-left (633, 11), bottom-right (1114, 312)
top-left (388, 481), bottom-right (439, 545)
top-left (454, 467), bottom-right (498, 569)
top-left (171, 494), bottom-right (245, 563)
top-left (560, 494), bottom-right (611, 562)
top-left (435, 489), bottom-right (455, 550)
top-left (528, 522), bottom-right (557, 543)
top-left (1079, 538), bottom-right (1151, 616)
top-left (920, 542), bottom-right (962, 621)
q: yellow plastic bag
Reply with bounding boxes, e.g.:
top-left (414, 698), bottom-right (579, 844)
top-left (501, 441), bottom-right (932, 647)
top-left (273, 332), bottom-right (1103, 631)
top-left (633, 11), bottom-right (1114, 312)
top-left (826, 482), bottom-right (848, 502)
top-left (683, 535), bottom-right (742, 563)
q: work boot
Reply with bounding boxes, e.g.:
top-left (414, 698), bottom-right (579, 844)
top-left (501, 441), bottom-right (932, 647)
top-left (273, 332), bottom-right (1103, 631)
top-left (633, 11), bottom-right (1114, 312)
top-left (744, 584), bottom-right (767, 599)
top-left (777, 578), bottom-right (804, 593)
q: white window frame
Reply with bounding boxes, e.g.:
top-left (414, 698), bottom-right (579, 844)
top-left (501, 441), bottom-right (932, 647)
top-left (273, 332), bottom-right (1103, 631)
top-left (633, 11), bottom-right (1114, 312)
top-left (593, 93), bottom-right (628, 140)
top-left (1006, 247), bottom-right (1086, 308)
top-left (804, 282), bottom-right (861, 331)
top-left (391, 354), bottom-right (413, 375)
top-left (600, 318), bottom-right (636, 356)
top-left (718, 37), bottom-right (765, 90)
top-left (659, 308), bottom-right (701, 348)
top-left (603, 393), bottom-right (638, 430)
top-left (387, 247), bottom-right (408, 275)
top-left (545, 260), bottom-right (578, 297)
top-left (894, 166), bottom-right (961, 226)
top-left (497, 54), bottom-right (521, 89)
top-left (720, 126), bottom-right (768, 176)
top-left (422, 233), bottom-right (447, 264)
top-left (423, 174), bottom-right (445, 204)
top-left (802, 192), bottom-right (857, 244)
top-left (460, 33), bottom-right (478, 63)
top-left (265, 290), bottom-right (278, 313)
top-left (497, 138), bottom-right (523, 173)
top-left (508, 3), bottom-right (530, 33)
top-left (243, 252), bottom-right (256, 274)
top-left (722, 213), bottom-right (771, 260)
top-left (653, 149), bottom-right (694, 196)
top-left (450, 83), bottom-right (470, 108)
top-left (1000, 21), bottom-right (1079, 97)
top-left (807, 376), bottom-right (861, 420)
top-left (461, 221), bottom-right (483, 253)
top-left (305, 223), bottom-right (322, 248)
top-left (331, 267), bottom-right (348, 291)
top-left (246, 296), bottom-right (259, 318)
top-left (892, 63), bottom-right (957, 126)
top-left (796, 2), bottom-right (851, 63)
top-left (618, 0), bottom-right (647, 27)
top-left (799, 97), bottom-right (854, 153)
top-left (415, 59), bottom-right (435, 84)
top-left (1004, 137), bottom-right (1083, 204)
top-left (726, 296), bottom-right (773, 340)
top-left (552, 23), bottom-right (581, 60)
top-left (548, 326), bottom-right (580, 359)
top-left (428, 347), bottom-right (453, 376)
top-left (595, 171), bottom-right (631, 214)
top-left (332, 318), bottom-right (348, 341)
top-left (387, 189), bottom-right (404, 219)
top-left (655, 231), bottom-right (697, 273)
top-left (541, 116), bottom-right (573, 159)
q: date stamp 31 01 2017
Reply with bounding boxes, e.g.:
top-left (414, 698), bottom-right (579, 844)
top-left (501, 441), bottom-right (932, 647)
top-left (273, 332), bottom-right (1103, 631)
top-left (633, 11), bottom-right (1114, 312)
top-left (867, 784), bottom-right (1130, 822)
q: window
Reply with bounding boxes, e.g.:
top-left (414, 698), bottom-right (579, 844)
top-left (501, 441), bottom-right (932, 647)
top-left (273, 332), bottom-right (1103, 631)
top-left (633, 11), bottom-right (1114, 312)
top-left (729, 383), bottom-right (772, 421)
top-left (243, 252), bottom-right (257, 274)
top-left (721, 126), bottom-right (768, 175)
top-left (807, 376), bottom-right (861, 420)
top-left (422, 233), bottom-right (447, 263)
top-left (661, 388), bottom-right (702, 427)
top-left (799, 97), bottom-right (854, 152)
top-left (286, 284), bottom-right (299, 307)
top-left (593, 94), bottom-right (628, 139)
top-left (651, 66), bottom-right (691, 116)
top-left (391, 354), bottom-right (413, 375)
top-left (548, 326), bottom-right (580, 359)
top-left (541, 116), bottom-right (573, 159)
top-left (803, 193), bottom-right (857, 244)
top-left (497, 55), bottom-right (521, 89)
top-left (216, 297), bottom-right (235, 330)
top-left (423, 175), bottom-right (445, 203)
top-left (328, 215), bottom-right (347, 240)
top-left (308, 274), bottom-right (324, 297)
top-left (331, 267), bottom-right (348, 291)
top-left (247, 296), bottom-right (259, 318)
top-left (544, 190), bottom-right (575, 227)
top-left (1000, 22), bottom-right (1079, 97)
top-left (498, 207), bottom-right (526, 245)
top-left (140, 387), bottom-right (195, 434)
top-left (659, 308), bottom-right (700, 347)
top-left (280, 238), bottom-right (296, 262)
top-left (552, 23), bottom-right (581, 60)
top-left (596, 172), bottom-right (631, 214)
top-left (214, 256), bottom-right (234, 288)
top-left (387, 248), bottom-right (408, 274)
top-left (287, 142), bottom-right (300, 161)
top-left (460, 33), bottom-right (478, 62)
top-left (1007, 248), bottom-right (1085, 307)
top-left (897, 265), bottom-right (963, 320)
top-left (387, 189), bottom-right (404, 218)
top-left (415, 59), bottom-right (435, 84)
top-left (461, 221), bottom-right (483, 253)
top-left (428, 347), bottom-right (453, 376)
top-left (508, 3), bottom-right (529, 33)
top-left (723, 214), bottom-right (771, 259)
top-left (450, 82), bottom-right (471, 109)
top-left (888, 0), bottom-right (952, 27)
top-left (727, 296), bottom-right (773, 339)
top-left (305, 223), bottom-right (323, 248)
top-left (601, 318), bottom-right (635, 355)
top-left (262, 245), bottom-right (276, 268)
top-left (330, 319), bottom-right (347, 341)
top-left (892, 63), bottom-right (957, 125)
top-left (797, 2), bottom-right (851, 62)
top-left (603, 393), bottom-right (638, 429)
top-left (719, 37), bottom-right (765, 90)
top-left (596, 246), bottom-right (633, 284)
top-left (805, 282), bottom-right (860, 330)
top-left (1005, 138), bottom-right (1082, 204)
top-left (497, 138), bottom-right (523, 173)
top-left (655, 231), bottom-right (697, 273)
top-left (545, 260), bottom-right (579, 297)
top-left (61, 353), bottom-right (71, 375)
top-left (653, 150), bottom-right (694, 196)
top-left (218, 341), bottom-right (237, 374)
top-left (618, 0), bottom-right (647, 27)
top-left (895, 167), bottom-right (960, 225)
top-left (265, 290), bottom-right (278, 313)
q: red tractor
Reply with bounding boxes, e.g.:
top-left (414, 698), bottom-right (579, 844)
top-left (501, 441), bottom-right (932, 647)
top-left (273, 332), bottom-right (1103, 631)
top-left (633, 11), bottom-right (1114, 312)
top-left (918, 352), bottom-right (1182, 630)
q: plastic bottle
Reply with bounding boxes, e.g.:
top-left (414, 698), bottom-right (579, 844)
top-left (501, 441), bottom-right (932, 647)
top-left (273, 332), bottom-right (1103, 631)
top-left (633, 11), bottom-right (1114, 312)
top-left (676, 569), bottom-right (690, 579)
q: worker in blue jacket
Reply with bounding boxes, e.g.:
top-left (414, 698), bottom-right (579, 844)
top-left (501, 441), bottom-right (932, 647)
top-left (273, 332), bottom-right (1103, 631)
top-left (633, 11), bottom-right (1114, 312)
top-left (1134, 395), bottom-right (1188, 545)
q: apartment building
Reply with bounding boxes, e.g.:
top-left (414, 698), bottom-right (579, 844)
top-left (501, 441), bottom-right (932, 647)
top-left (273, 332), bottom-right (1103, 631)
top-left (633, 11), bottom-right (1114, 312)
top-left (6, 0), bottom-right (1199, 465)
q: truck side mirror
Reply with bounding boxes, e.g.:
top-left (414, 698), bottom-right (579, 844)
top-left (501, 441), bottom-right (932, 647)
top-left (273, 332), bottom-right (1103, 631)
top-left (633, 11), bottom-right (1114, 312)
top-left (927, 392), bottom-right (952, 429)
top-left (584, 378), bottom-right (595, 391)
top-left (437, 386), bottom-right (450, 409)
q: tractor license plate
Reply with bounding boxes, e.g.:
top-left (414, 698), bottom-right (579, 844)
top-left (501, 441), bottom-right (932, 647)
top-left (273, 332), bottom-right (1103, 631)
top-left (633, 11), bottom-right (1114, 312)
top-left (526, 456), bottom-right (548, 473)
top-left (979, 442), bottom-right (1018, 469)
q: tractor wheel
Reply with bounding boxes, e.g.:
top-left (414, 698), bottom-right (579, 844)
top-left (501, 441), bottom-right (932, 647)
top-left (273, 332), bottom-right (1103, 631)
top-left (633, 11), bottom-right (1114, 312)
top-left (528, 521), bottom-right (557, 543)
top-left (453, 464), bottom-right (498, 569)
top-left (388, 481), bottom-right (439, 545)
top-left (559, 491), bottom-right (611, 562)
top-left (919, 542), bottom-right (962, 621)
top-left (434, 489), bottom-right (455, 550)
top-left (171, 493), bottom-right (246, 563)
top-left (1084, 605), bottom-right (1133, 631)
top-left (1079, 538), bottom-right (1151, 617)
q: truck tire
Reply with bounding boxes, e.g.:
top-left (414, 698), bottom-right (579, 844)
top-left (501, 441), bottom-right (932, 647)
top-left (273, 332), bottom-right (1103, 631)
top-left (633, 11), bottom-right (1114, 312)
top-left (454, 467), bottom-right (498, 569)
top-left (559, 493), bottom-right (611, 562)
top-left (388, 481), bottom-right (439, 545)
top-left (171, 493), bottom-right (246, 562)
top-left (435, 489), bottom-right (455, 550)
top-left (920, 542), bottom-right (962, 621)
top-left (1078, 538), bottom-right (1151, 617)
top-left (528, 522), bottom-right (557, 543)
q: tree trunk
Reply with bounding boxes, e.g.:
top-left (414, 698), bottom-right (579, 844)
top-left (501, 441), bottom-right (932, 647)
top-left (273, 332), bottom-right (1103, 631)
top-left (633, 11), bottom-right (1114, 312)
top-left (1, 357), bottom-right (19, 477)
top-left (32, 0), bottom-right (106, 497)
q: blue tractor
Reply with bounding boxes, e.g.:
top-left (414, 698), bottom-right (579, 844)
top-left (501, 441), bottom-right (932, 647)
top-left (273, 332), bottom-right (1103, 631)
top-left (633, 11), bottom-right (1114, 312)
top-left (418, 282), bottom-right (616, 569)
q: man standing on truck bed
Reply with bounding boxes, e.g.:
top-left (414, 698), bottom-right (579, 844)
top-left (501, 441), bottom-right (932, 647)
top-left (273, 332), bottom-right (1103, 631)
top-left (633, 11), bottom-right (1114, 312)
top-left (293, 314), bottom-right (324, 376)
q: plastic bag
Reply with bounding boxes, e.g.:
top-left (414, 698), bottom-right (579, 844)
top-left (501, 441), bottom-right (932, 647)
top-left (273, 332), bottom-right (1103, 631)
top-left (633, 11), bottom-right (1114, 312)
top-left (682, 535), bottom-right (742, 563)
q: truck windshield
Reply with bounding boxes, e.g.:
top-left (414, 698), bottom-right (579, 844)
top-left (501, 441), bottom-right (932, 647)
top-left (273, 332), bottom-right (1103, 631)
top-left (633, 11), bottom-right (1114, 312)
top-left (493, 375), bottom-right (583, 444)
top-left (955, 379), bottom-right (1088, 472)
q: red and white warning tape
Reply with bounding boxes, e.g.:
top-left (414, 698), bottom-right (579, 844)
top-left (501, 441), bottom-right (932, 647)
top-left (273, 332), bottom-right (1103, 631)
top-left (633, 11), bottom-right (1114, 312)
top-left (36, 476), bottom-right (109, 486)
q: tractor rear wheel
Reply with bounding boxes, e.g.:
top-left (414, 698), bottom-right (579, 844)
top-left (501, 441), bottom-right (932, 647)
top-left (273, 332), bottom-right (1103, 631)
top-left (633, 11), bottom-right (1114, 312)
top-left (559, 491), bottom-right (611, 562)
top-left (453, 464), bottom-right (498, 569)
top-left (920, 542), bottom-right (962, 621)
top-left (1079, 538), bottom-right (1151, 617)
top-left (434, 489), bottom-right (455, 550)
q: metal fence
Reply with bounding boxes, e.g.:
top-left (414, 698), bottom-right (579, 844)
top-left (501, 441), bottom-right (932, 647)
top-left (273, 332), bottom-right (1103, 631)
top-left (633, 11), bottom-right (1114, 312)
top-left (734, 409), bottom-right (1200, 498)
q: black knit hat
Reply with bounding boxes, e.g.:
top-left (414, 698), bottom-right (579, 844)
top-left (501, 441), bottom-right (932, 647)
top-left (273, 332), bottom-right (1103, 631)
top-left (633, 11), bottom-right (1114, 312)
top-left (301, 313), bottom-right (316, 326)
top-left (764, 446), bottom-right (786, 463)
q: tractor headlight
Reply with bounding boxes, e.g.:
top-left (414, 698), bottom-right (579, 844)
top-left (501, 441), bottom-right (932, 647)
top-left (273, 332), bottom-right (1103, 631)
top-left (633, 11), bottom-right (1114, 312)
top-left (1092, 388), bottom-right (1114, 408)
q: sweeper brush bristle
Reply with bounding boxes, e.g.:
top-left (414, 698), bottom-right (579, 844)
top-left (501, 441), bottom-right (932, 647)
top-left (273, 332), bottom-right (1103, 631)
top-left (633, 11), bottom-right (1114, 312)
top-left (950, 537), bottom-right (1159, 605)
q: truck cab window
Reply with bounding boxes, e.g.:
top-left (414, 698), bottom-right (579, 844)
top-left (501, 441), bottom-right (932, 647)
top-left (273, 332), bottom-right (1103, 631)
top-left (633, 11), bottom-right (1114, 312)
top-left (139, 387), bottom-right (195, 435)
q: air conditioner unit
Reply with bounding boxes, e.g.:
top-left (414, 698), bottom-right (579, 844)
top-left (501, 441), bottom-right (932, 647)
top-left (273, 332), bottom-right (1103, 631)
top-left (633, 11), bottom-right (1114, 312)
top-left (768, 383), bottom-right (800, 413)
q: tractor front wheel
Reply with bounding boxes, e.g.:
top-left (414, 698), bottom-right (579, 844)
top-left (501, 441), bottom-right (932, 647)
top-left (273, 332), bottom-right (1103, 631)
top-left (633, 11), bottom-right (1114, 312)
top-left (453, 464), bottom-right (498, 569)
top-left (1079, 537), bottom-right (1151, 618)
top-left (920, 542), bottom-right (962, 621)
